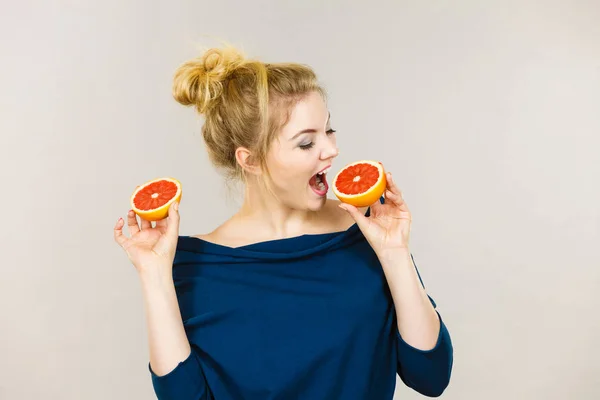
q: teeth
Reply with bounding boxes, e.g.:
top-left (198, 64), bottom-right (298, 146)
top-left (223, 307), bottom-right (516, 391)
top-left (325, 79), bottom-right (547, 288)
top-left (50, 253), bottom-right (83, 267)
top-left (317, 167), bottom-right (331, 176)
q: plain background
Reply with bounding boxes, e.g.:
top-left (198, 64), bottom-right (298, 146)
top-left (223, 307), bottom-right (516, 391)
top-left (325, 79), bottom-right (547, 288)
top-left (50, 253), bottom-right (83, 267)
top-left (1, 0), bottom-right (599, 399)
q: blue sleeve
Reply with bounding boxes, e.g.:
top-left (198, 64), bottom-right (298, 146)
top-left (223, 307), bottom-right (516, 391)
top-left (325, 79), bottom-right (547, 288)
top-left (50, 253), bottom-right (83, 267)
top-left (396, 254), bottom-right (454, 397)
top-left (149, 347), bottom-right (209, 400)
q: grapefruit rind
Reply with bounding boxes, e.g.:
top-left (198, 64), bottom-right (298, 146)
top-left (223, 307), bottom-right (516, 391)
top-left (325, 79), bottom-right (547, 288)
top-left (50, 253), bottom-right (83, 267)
top-left (332, 160), bottom-right (386, 207)
top-left (130, 177), bottom-right (182, 221)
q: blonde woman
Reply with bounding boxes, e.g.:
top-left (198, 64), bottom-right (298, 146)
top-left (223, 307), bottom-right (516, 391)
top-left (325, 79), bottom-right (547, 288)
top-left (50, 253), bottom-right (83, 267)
top-left (114, 46), bottom-right (453, 399)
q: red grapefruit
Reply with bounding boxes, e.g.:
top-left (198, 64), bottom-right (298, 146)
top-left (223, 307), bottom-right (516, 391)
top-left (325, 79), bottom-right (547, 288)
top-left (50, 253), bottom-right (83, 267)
top-left (130, 177), bottom-right (182, 221)
top-left (332, 160), bottom-right (386, 207)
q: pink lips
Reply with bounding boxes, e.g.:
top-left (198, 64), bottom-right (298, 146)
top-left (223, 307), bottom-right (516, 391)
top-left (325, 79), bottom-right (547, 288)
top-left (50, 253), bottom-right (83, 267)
top-left (315, 164), bottom-right (331, 175)
top-left (309, 165), bottom-right (330, 197)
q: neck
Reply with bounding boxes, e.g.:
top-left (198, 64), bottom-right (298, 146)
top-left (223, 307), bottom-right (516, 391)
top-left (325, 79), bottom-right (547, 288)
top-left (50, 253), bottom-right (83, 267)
top-left (235, 181), bottom-right (317, 239)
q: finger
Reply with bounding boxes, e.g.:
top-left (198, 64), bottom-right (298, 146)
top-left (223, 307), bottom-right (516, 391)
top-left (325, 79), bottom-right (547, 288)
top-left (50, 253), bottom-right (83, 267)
top-left (386, 172), bottom-right (402, 197)
top-left (339, 203), bottom-right (371, 232)
top-left (154, 202), bottom-right (180, 257)
top-left (384, 188), bottom-right (403, 204)
top-left (385, 189), bottom-right (410, 212)
top-left (166, 201), bottom-right (180, 238)
top-left (386, 173), bottom-right (410, 206)
top-left (127, 210), bottom-right (141, 235)
top-left (155, 201), bottom-right (176, 232)
top-left (140, 215), bottom-right (152, 230)
top-left (113, 217), bottom-right (128, 247)
top-left (155, 214), bottom-right (168, 229)
top-left (155, 219), bottom-right (167, 235)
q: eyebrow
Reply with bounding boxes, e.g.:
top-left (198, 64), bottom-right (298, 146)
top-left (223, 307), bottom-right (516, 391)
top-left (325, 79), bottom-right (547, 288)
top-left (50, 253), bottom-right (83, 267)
top-left (290, 112), bottom-right (331, 140)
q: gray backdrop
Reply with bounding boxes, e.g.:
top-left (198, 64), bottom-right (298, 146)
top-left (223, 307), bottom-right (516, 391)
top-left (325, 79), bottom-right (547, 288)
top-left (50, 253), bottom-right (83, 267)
top-left (1, 0), bottom-right (599, 399)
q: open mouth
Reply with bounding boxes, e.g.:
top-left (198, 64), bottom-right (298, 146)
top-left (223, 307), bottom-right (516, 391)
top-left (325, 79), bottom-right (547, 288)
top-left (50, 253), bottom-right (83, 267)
top-left (309, 166), bottom-right (331, 196)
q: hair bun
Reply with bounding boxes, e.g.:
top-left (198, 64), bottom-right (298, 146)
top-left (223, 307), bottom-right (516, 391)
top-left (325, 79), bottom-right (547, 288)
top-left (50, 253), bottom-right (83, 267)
top-left (172, 46), bottom-right (246, 114)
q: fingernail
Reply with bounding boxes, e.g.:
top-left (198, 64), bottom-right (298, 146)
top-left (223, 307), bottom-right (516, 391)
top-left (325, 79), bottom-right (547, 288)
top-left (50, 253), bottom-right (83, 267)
top-left (174, 202), bottom-right (178, 211)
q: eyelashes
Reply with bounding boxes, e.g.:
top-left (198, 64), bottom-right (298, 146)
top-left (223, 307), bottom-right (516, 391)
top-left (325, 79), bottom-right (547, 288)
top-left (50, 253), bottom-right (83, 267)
top-left (299, 143), bottom-right (314, 150)
top-left (299, 129), bottom-right (337, 150)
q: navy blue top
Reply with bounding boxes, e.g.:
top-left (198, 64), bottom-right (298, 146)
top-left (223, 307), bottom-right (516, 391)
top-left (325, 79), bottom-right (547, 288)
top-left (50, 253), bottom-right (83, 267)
top-left (149, 206), bottom-right (453, 399)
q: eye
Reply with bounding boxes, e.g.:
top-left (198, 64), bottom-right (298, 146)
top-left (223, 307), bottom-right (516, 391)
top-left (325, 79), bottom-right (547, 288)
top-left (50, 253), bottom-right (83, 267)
top-left (299, 129), bottom-right (335, 150)
top-left (299, 142), bottom-right (315, 150)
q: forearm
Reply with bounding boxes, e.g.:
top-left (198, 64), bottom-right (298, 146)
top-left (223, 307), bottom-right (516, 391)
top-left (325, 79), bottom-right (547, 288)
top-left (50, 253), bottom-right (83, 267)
top-left (139, 267), bottom-right (191, 376)
top-left (378, 249), bottom-right (440, 351)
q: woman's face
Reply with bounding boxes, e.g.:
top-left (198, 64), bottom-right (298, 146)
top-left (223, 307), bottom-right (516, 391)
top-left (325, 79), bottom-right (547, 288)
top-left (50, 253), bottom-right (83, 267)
top-left (264, 91), bottom-right (339, 211)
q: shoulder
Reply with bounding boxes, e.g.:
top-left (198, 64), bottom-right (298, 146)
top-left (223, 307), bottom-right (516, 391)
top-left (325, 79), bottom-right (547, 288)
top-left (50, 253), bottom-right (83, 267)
top-left (190, 218), bottom-right (246, 247)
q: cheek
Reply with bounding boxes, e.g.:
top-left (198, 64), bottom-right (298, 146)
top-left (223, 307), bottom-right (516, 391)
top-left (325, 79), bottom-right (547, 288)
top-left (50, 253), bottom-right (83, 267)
top-left (266, 159), bottom-right (296, 186)
top-left (279, 168), bottom-right (309, 188)
top-left (267, 148), bottom-right (314, 190)
top-left (270, 164), bottom-right (311, 192)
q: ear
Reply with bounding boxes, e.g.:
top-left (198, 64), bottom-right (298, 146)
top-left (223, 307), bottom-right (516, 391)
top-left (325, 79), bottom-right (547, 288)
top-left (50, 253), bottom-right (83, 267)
top-left (235, 147), bottom-right (262, 176)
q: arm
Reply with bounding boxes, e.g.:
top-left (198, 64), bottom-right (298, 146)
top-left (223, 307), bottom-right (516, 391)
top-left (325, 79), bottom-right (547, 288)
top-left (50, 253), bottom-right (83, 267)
top-left (378, 250), bottom-right (453, 397)
top-left (140, 268), bottom-right (208, 400)
top-left (114, 202), bottom-right (207, 399)
top-left (337, 175), bottom-right (452, 396)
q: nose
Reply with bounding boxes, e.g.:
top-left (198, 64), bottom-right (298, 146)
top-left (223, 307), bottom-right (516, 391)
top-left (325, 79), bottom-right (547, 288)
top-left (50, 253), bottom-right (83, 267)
top-left (321, 145), bottom-right (339, 160)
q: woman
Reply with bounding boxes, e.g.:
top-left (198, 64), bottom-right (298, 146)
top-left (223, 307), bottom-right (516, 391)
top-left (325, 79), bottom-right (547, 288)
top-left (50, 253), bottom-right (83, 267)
top-left (114, 46), bottom-right (453, 399)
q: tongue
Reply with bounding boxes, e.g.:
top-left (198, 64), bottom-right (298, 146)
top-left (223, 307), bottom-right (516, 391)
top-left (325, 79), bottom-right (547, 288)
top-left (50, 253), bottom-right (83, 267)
top-left (309, 174), bottom-right (318, 188)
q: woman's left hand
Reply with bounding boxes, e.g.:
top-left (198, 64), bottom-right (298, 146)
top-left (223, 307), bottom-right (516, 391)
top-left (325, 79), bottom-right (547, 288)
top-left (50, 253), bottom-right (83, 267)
top-left (338, 170), bottom-right (412, 257)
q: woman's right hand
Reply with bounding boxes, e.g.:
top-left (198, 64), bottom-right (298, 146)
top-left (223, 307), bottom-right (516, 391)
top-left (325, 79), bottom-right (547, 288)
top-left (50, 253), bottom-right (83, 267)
top-left (113, 201), bottom-right (181, 275)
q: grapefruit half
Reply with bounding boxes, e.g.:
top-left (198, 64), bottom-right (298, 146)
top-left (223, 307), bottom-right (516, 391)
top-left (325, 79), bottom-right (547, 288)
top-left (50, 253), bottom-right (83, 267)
top-left (332, 160), bottom-right (386, 207)
top-left (130, 177), bottom-right (182, 221)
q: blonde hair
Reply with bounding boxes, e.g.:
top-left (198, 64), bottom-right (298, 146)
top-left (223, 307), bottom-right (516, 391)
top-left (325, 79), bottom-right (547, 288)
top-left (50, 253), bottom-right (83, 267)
top-left (172, 44), bottom-right (327, 195)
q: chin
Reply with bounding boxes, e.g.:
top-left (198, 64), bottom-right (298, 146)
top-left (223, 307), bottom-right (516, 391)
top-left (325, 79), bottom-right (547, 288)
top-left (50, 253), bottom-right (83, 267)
top-left (306, 189), bottom-right (328, 211)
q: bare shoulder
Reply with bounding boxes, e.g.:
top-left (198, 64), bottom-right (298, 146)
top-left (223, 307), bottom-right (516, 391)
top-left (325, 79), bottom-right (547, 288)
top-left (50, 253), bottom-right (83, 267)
top-left (190, 230), bottom-right (217, 243)
top-left (322, 198), bottom-right (369, 231)
top-left (190, 218), bottom-right (239, 246)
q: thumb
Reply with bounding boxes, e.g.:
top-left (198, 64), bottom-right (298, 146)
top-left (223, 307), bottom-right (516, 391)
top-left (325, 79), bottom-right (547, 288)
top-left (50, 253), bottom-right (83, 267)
top-left (166, 201), bottom-right (180, 238)
top-left (339, 203), bottom-right (370, 230)
top-left (154, 201), bottom-right (180, 258)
